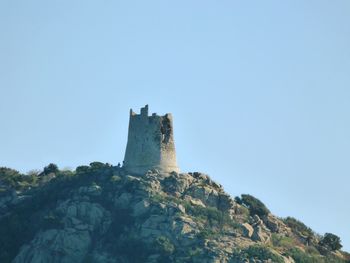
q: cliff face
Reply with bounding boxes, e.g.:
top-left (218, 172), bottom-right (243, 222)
top-left (0, 164), bottom-right (348, 263)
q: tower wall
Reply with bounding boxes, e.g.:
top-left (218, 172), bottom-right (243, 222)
top-left (123, 105), bottom-right (179, 175)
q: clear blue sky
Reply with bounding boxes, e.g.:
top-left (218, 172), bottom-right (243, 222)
top-left (1, 0), bottom-right (349, 251)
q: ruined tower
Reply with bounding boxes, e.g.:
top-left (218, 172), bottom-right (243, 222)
top-left (123, 105), bottom-right (180, 175)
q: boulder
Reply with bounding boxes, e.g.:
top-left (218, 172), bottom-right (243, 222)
top-left (184, 195), bottom-right (206, 207)
top-left (173, 216), bottom-right (198, 235)
top-left (56, 200), bottom-right (111, 234)
top-left (78, 184), bottom-right (102, 196)
top-left (241, 223), bottom-right (254, 238)
top-left (114, 192), bottom-right (133, 208)
top-left (251, 226), bottom-right (270, 243)
top-left (14, 228), bottom-right (91, 263)
top-left (133, 200), bottom-right (150, 217)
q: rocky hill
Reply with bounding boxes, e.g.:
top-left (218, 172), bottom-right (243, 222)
top-left (0, 163), bottom-right (349, 263)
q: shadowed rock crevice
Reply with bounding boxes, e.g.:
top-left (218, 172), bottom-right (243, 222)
top-left (160, 114), bottom-right (172, 144)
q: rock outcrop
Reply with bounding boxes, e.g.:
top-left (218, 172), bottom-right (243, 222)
top-left (0, 164), bottom-right (348, 263)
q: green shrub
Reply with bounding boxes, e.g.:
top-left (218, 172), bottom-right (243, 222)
top-left (196, 229), bottom-right (216, 240)
top-left (305, 246), bottom-right (320, 256)
top-left (0, 167), bottom-right (40, 190)
top-left (0, 167), bottom-right (22, 189)
top-left (233, 245), bottom-right (284, 263)
top-left (287, 248), bottom-right (321, 263)
top-left (188, 247), bottom-right (202, 258)
top-left (111, 175), bottom-right (122, 182)
top-left (89, 162), bottom-right (107, 170)
top-left (76, 165), bottom-right (90, 174)
top-left (234, 196), bottom-right (243, 205)
top-left (271, 233), bottom-right (297, 249)
top-left (286, 247), bottom-right (347, 263)
top-left (153, 236), bottom-right (175, 256)
top-left (185, 204), bottom-right (233, 227)
top-left (283, 217), bottom-right (314, 238)
top-left (24, 173), bottom-right (39, 185)
top-left (113, 234), bottom-right (151, 262)
top-left (57, 169), bottom-right (74, 178)
top-left (319, 233), bottom-right (342, 251)
top-left (235, 204), bottom-right (250, 218)
top-left (239, 194), bottom-right (270, 217)
top-left (43, 163), bottom-right (59, 175)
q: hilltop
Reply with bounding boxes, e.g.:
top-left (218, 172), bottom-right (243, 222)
top-left (0, 163), bottom-right (349, 263)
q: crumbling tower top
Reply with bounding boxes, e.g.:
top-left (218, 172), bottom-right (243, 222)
top-left (123, 105), bottom-right (180, 175)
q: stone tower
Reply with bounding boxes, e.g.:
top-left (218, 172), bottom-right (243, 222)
top-left (123, 105), bottom-right (180, 175)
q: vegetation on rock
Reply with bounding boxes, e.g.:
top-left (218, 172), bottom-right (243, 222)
top-left (235, 194), bottom-right (270, 217)
top-left (0, 164), bottom-right (348, 263)
top-left (283, 216), bottom-right (315, 239)
top-left (320, 233), bottom-right (343, 251)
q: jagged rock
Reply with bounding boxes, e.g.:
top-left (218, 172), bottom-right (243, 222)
top-left (1, 167), bottom-right (345, 263)
top-left (283, 256), bottom-right (295, 263)
top-left (14, 198), bottom-right (112, 263)
top-left (189, 185), bottom-right (211, 200)
top-left (189, 185), bottom-right (219, 207)
top-left (14, 228), bottom-right (91, 263)
top-left (251, 226), bottom-right (270, 243)
top-left (133, 200), bottom-right (150, 216)
top-left (0, 190), bottom-right (17, 213)
top-left (174, 215), bottom-right (198, 235)
top-left (90, 251), bottom-right (118, 263)
top-left (167, 201), bottom-right (186, 216)
top-left (114, 192), bottom-right (133, 208)
top-left (184, 195), bottom-right (206, 207)
top-left (140, 215), bottom-right (168, 238)
top-left (57, 200), bottom-right (111, 232)
top-left (241, 223), bottom-right (254, 238)
top-left (163, 173), bottom-right (193, 194)
top-left (78, 184), bottom-right (102, 196)
top-left (262, 214), bottom-right (290, 234)
top-left (146, 254), bottom-right (161, 263)
top-left (178, 204), bottom-right (186, 214)
top-left (252, 215), bottom-right (263, 227)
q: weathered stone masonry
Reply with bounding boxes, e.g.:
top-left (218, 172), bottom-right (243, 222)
top-left (123, 105), bottom-right (180, 175)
